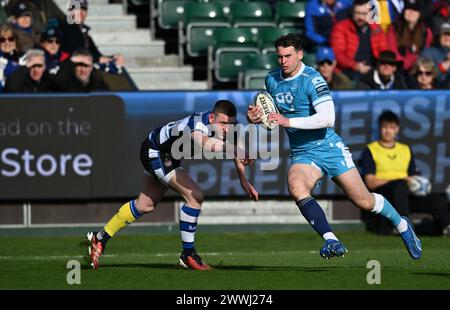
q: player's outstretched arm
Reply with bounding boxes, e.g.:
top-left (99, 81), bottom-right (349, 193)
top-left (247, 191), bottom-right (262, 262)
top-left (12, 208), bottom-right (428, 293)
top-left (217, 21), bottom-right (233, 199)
top-left (191, 131), bottom-right (253, 165)
top-left (234, 157), bottom-right (259, 201)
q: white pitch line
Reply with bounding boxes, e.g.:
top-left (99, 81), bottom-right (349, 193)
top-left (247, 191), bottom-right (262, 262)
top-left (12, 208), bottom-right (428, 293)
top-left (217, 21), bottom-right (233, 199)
top-left (0, 250), bottom-right (315, 261)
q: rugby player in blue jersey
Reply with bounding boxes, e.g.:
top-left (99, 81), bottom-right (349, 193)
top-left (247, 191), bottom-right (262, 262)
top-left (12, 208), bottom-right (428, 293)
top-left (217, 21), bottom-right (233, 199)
top-left (84, 100), bottom-right (258, 270)
top-left (247, 33), bottom-right (421, 260)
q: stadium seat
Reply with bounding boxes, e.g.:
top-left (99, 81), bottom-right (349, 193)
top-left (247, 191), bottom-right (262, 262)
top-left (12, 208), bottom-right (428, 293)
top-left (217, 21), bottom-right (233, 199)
top-left (206, 0), bottom-right (243, 18)
top-left (245, 53), bottom-right (279, 71)
top-left (183, 2), bottom-right (231, 57)
top-left (275, 1), bottom-right (306, 28)
top-left (240, 69), bottom-right (267, 89)
top-left (239, 53), bottom-right (279, 89)
top-left (229, 2), bottom-right (276, 29)
top-left (257, 27), bottom-right (300, 54)
top-left (157, 0), bottom-right (195, 29)
top-left (211, 28), bottom-right (259, 82)
top-left (302, 52), bottom-right (316, 67)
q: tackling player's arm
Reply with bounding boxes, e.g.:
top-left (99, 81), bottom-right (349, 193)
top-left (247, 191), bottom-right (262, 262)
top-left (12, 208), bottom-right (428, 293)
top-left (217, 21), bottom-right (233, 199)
top-left (234, 157), bottom-right (259, 201)
top-left (191, 130), bottom-right (259, 201)
top-left (190, 130), bottom-right (253, 165)
top-left (234, 134), bottom-right (259, 201)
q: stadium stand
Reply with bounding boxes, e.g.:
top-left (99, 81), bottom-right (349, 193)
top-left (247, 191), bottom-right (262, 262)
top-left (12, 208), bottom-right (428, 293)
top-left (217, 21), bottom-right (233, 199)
top-left (52, 0), bottom-right (207, 90)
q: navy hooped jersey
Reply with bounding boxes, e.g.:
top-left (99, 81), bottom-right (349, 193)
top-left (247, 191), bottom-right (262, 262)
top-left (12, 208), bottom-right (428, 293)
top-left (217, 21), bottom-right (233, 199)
top-left (148, 111), bottom-right (212, 154)
top-left (265, 64), bottom-right (341, 152)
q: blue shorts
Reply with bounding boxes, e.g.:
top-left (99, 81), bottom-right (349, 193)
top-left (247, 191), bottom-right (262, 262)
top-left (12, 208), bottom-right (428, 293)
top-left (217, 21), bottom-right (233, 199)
top-left (290, 140), bottom-right (355, 179)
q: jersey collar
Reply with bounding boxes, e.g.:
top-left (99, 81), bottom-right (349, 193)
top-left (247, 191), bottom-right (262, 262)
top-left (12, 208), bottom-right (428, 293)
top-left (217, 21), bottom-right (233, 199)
top-left (280, 62), bottom-right (305, 81)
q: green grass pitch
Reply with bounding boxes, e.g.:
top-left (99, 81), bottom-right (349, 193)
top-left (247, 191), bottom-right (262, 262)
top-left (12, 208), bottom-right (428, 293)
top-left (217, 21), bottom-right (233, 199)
top-left (1, 231), bottom-right (450, 289)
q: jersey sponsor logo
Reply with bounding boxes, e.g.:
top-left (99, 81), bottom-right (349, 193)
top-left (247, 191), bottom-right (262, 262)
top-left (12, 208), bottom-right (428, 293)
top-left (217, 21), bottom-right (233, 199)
top-left (387, 154), bottom-right (397, 160)
top-left (311, 76), bottom-right (330, 97)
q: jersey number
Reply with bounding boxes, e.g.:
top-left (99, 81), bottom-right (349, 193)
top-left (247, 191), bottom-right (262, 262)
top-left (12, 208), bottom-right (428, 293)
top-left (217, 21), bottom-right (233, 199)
top-left (275, 92), bottom-right (294, 111)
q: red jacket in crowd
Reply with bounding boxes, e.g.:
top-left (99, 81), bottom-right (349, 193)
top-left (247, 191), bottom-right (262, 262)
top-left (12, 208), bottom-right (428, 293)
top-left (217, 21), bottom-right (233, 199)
top-left (386, 25), bottom-right (433, 71)
top-left (331, 19), bottom-right (388, 71)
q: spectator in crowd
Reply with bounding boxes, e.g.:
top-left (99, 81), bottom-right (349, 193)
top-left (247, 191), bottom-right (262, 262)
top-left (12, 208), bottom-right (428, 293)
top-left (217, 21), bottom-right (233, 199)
top-left (357, 50), bottom-right (407, 90)
top-left (3, 48), bottom-right (55, 92)
top-left (39, 26), bottom-right (69, 75)
top-left (8, 1), bottom-right (40, 53)
top-left (6, 0), bottom-right (66, 32)
top-left (59, 0), bottom-right (136, 90)
top-left (331, 0), bottom-right (388, 81)
top-left (428, 0), bottom-right (450, 36)
top-left (374, 0), bottom-right (405, 32)
top-left (0, 24), bottom-right (20, 89)
top-left (54, 49), bottom-right (108, 92)
top-left (359, 110), bottom-right (450, 236)
top-left (305, 0), bottom-right (352, 48)
top-left (387, 0), bottom-right (433, 72)
top-left (421, 22), bottom-right (450, 85)
top-left (60, 0), bottom-right (125, 68)
top-left (316, 46), bottom-right (353, 90)
top-left (407, 56), bottom-right (441, 89)
top-left (0, 24), bottom-right (21, 62)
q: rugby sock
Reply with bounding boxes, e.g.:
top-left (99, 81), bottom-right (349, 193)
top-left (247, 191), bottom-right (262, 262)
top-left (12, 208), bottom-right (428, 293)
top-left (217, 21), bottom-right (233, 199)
top-left (296, 197), bottom-right (337, 241)
top-left (179, 204), bottom-right (200, 255)
top-left (104, 200), bottom-right (142, 237)
top-left (372, 193), bottom-right (407, 233)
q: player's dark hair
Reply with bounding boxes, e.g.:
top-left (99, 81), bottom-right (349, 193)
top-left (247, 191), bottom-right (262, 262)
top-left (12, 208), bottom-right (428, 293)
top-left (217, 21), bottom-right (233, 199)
top-left (275, 33), bottom-right (303, 51)
top-left (212, 100), bottom-right (237, 117)
top-left (72, 48), bottom-right (93, 61)
top-left (353, 0), bottom-right (370, 7)
top-left (378, 110), bottom-right (400, 126)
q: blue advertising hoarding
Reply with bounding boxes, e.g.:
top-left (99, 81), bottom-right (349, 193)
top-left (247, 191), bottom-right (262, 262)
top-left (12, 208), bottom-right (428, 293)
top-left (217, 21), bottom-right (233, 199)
top-left (0, 90), bottom-right (449, 200)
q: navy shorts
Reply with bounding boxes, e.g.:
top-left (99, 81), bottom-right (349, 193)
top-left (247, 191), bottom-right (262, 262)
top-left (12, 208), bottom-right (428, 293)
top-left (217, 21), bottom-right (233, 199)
top-left (139, 136), bottom-right (181, 186)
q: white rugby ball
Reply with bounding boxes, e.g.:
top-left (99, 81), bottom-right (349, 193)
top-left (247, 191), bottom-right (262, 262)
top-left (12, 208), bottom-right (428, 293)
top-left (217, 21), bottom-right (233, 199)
top-left (251, 91), bottom-right (279, 130)
top-left (408, 175), bottom-right (431, 197)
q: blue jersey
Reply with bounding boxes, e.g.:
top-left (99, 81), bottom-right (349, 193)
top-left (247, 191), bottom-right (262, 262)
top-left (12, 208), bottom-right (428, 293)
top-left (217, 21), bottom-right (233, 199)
top-left (265, 64), bottom-right (341, 153)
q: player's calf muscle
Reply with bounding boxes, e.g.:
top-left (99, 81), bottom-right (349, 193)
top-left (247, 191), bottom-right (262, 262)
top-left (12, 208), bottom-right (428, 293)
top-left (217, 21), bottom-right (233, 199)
top-left (136, 195), bottom-right (157, 213)
top-left (183, 190), bottom-right (204, 209)
top-left (352, 195), bottom-right (375, 211)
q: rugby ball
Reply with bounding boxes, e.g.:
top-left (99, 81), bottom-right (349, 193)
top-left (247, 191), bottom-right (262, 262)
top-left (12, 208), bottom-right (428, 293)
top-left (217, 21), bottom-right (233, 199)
top-left (407, 176), bottom-right (431, 197)
top-left (251, 91), bottom-right (279, 130)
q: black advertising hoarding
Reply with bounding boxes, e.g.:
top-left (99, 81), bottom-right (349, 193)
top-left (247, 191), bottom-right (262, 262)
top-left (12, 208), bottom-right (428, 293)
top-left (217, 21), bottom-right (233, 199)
top-left (0, 95), bottom-right (125, 199)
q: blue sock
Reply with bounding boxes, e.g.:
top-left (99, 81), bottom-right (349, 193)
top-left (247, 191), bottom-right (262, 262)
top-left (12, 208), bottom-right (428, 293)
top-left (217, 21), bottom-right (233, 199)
top-left (372, 193), bottom-right (402, 227)
top-left (296, 197), bottom-right (334, 239)
top-left (179, 204), bottom-right (200, 255)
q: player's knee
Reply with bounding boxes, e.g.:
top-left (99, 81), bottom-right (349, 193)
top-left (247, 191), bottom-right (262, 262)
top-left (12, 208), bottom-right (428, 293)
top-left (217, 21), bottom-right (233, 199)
top-left (135, 196), bottom-right (156, 213)
top-left (186, 190), bottom-right (204, 207)
top-left (288, 183), bottom-right (310, 200)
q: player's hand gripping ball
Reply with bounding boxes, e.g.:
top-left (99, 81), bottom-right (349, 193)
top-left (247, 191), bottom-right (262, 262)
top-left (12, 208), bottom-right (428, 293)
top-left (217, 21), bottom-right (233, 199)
top-left (251, 91), bottom-right (279, 130)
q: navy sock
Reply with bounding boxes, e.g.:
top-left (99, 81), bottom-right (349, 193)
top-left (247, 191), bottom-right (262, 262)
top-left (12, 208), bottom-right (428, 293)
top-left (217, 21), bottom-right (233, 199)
top-left (96, 228), bottom-right (111, 247)
top-left (296, 197), bottom-right (333, 238)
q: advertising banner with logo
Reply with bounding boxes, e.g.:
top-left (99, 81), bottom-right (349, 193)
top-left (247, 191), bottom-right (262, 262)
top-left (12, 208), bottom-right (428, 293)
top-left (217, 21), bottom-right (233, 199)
top-left (1, 91), bottom-right (449, 200)
top-left (0, 95), bottom-right (125, 199)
